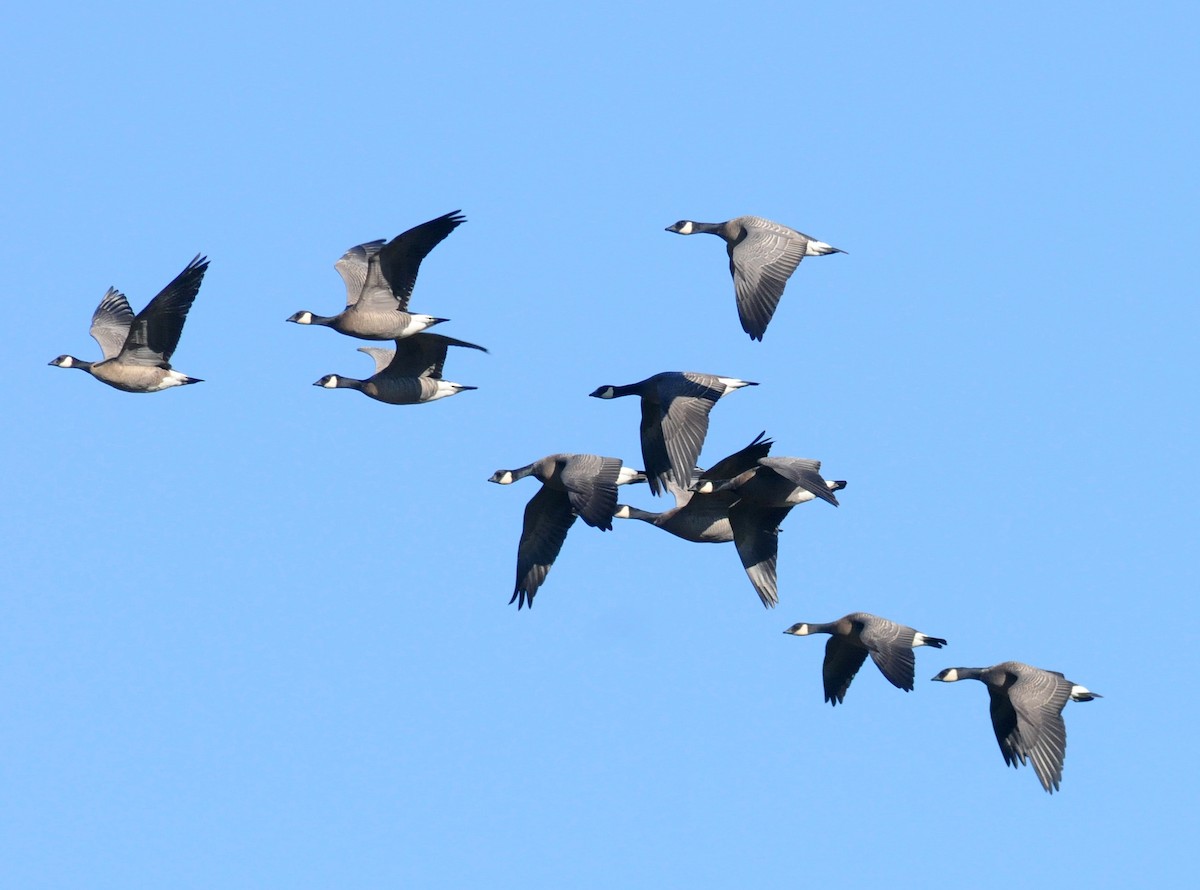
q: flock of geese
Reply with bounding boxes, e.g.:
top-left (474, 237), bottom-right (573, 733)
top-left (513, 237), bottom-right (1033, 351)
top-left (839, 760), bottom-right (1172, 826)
top-left (49, 210), bottom-right (1100, 794)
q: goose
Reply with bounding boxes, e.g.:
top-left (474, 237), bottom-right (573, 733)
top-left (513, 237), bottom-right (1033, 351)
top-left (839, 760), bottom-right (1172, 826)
top-left (488, 455), bottom-right (646, 609)
top-left (49, 255), bottom-right (209, 392)
top-left (614, 433), bottom-right (819, 608)
top-left (287, 210), bottom-right (464, 340)
top-left (313, 332), bottom-right (486, 404)
top-left (665, 215), bottom-right (844, 340)
top-left (588, 371), bottom-right (756, 496)
top-left (783, 613), bottom-right (946, 706)
top-left (694, 454), bottom-right (846, 507)
top-left (932, 662), bottom-right (1101, 794)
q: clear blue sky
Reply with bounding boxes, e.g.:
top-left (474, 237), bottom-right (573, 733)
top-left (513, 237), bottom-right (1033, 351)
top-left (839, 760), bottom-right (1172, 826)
top-left (3, 3), bottom-right (1195, 887)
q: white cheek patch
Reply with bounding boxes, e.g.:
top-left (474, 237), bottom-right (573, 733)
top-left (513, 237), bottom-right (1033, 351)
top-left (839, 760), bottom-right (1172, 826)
top-left (678, 221), bottom-right (694, 234)
top-left (322, 376), bottom-right (339, 388)
top-left (58, 356), bottom-right (74, 367)
top-left (941, 668), bottom-right (959, 682)
top-left (296, 312), bottom-right (313, 324)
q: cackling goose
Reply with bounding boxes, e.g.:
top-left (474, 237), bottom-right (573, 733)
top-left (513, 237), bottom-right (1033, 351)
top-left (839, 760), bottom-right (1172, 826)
top-left (589, 371), bottom-right (756, 497)
top-left (489, 454), bottom-right (646, 608)
top-left (314, 332), bottom-right (486, 404)
top-left (784, 612), bottom-right (946, 705)
top-left (932, 661), bottom-right (1101, 793)
top-left (666, 215), bottom-right (844, 340)
top-left (49, 255), bottom-right (209, 393)
top-left (287, 210), bottom-right (464, 340)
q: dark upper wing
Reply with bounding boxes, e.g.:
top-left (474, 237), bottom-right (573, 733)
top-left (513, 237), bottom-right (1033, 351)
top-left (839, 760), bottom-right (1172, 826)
top-left (511, 485), bottom-right (578, 609)
top-left (656, 375), bottom-right (726, 495)
top-left (382, 333), bottom-right (487, 379)
top-left (728, 222), bottom-right (807, 341)
top-left (378, 210), bottom-right (466, 310)
top-left (697, 432), bottom-right (773, 485)
top-left (120, 255), bottom-right (209, 364)
top-left (335, 239), bottom-right (385, 307)
top-left (822, 636), bottom-right (871, 706)
top-left (89, 287), bottom-right (135, 359)
top-left (1006, 669), bottom-right (1073, 793)
top-left (757, 457), bottom-right (840, 506)
top-left (859, 616), bottom-right (918, 691)
top-left (729, 503), bottom-right (792, 609)
top-left (638, 398), bottom-right (672, 496)
top-left (560, 455), bottom-right (623, 530)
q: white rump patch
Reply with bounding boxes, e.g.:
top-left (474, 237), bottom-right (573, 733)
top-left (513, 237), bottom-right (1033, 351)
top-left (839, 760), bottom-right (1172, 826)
top-left (616, 467), bottom-right (641, 485)
top-left (716, 377), bottom-right (752, 391)
top-left (913, 633), bottom-right (931, 647)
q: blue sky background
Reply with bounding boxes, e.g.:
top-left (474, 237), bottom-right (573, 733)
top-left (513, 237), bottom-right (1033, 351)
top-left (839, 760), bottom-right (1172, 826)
top-left (2, 3), bottom-right (1195, 887)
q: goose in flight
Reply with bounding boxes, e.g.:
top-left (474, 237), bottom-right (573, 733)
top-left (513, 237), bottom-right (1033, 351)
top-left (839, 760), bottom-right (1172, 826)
top-left (666, 215), bottom-right (844, 340)
top-left (49, 254), bottom-right (209, 392)
top-left (932, 661), bottom-right (1101, 793)
top-left (489, 454), bottom-right (645, 609)
top-left (783, 612), bottom-right (946, 705)
top-left (589, 371), bottom-right (756, 496)
top-left (288, 210), bottom-right (464, 340)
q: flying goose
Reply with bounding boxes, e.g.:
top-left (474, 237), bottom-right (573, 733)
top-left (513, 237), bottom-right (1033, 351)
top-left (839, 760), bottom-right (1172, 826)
top-left (665, 215), bottom-right (844, 340)
top-left (313, 332), bottom-right (486, 404)
top-left (49, 255), bottom-right (209, 392)
top-left (488, 454), bottom-right (646, 609)
top-left (932, 662), bottom-right (1101, 794)
top-left (588, 371), bottom-right (756, 496)
top-left (783, 613), bottom-right (946, 706)
top-left (287, 210), bottom-right (465, 340)
top-left (614, 433), bottom-right (821, 608)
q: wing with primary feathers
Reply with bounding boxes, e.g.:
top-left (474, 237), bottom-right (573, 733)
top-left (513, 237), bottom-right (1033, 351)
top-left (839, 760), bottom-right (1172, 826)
top-left (120, 255), bottom-right (208, 365)
top-left (729, 222), bottom-right (807, 340)
top-left (821, 635), bottom-right (871, 705)
top-left (89, 287), bottom-right (135, 359)
top-left (859, 617), bottom-right (918, 691)
top-left (377, 210), bottom-right (466, 310)
top-left (511, 485), bottom-right (578, 609)
top-left (335, 240), bottom-right (385, 307)
top-left (560, 455), bottom-right (623, 530)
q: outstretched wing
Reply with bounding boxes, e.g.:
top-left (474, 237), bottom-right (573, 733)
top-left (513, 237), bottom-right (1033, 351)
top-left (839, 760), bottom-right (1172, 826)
top-left (89, 287), bottom-right (135, 359)
top-left (335, 239), bottom-right (385, 307)
top-left (120, 255), bottom-right (209, 365)
top-left (381, 333), bottom-right (487, 379)
top-left (378, 210), bottom-right (466, 310)
top-left (821, 636), bottom-right (871, 706)
top-left (511, 485), bottom-right (578, 609)
top-left (859, 617), bottom-right (918, 691)
top-left (560, 455), bottom-right (623, 530)
top-left (729, 221), bottom-right (807, 340)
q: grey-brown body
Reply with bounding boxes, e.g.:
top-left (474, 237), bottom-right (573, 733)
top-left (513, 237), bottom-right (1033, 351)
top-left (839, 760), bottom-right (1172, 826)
top-left (666, 215), bottom-right (844, 340)
top-left (49, 255), bottom-right (209, 393)
top-left (287, 211), bottom-right (464, 340)
top-left (932, 661), bottom-right (1101, 793)
top-left (784, 612), bottom-right (946, 705)
top-left (614, 433), bottom-right (796, 607)
top-left (489, 454), bottom-right (645, 608)
top-left (588, 371), bottom-right (757, 496)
